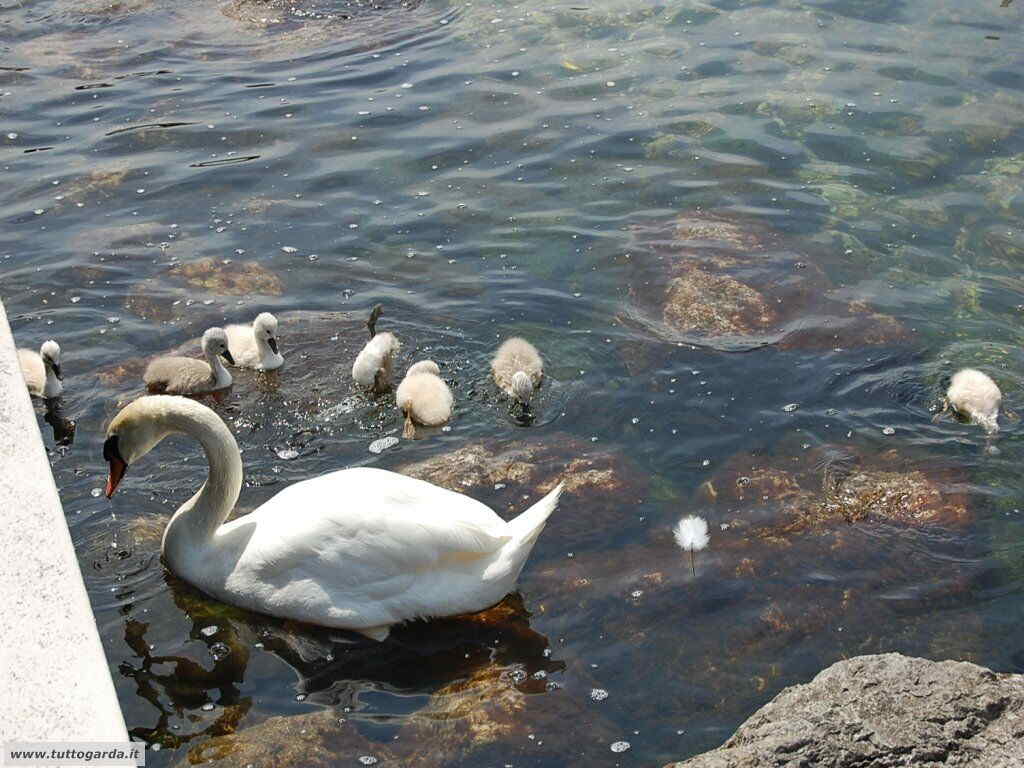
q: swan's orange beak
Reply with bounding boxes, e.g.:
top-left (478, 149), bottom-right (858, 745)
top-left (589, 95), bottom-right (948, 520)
top-left (105, 457), bottom-right (126, 498)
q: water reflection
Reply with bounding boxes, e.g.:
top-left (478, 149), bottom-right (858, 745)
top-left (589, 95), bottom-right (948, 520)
top-left (122, 578), bottom-right (586, 764)
top-left (42, 398), bottom-right (76, 447)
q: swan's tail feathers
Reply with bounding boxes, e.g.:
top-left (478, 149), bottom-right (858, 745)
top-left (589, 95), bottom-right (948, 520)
top-left (509, 481), bottom-right (563, 549)
top-left (483, 481), bottom-right (563, 583)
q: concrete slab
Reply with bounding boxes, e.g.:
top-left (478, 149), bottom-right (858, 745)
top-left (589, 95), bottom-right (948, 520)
top-left (0, 300), bottom-right (127, 743)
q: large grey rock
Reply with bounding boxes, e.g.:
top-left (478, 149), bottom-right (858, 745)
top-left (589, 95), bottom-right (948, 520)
top-left (667, 654), bottom-right (1024, 768)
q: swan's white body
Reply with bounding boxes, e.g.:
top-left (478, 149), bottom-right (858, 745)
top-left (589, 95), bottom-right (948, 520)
top-left (17, 340), bottom-right (62, 398)
top-left (492, 337), bottom-right (543, 404)
top-left (106, 396), bottom-right (562, 641)
top-left (225, 313), bottom-right (283, 371)
top-left (947, 368), bottom-right (1001, 434)
top-left (352, 332), bottom-right (400, 392)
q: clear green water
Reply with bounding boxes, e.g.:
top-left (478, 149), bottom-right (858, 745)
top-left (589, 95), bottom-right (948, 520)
top-left (3, 0), bottom-right (1024, 764)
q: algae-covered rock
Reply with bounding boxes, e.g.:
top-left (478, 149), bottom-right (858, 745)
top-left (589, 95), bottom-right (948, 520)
top-left (819, 467), bottom-right (969, 527)
top-left (237, 196), bottom-right (292, 216)
top-left (77, 221), bottom-right (182, 254)
top-left (124, 278), bottom-right (186, 323)
top-left (701, 445), bottom-right (973, 542)
top-left (404, 657), bottom-right (622, 766)
top-left (216, 0), bottom-right (433, 59)
top-left (619, 209), bottom-right (908, 361)
top-left (394, 436), bottom-right (646, 555)
top-left (755, 94), bottom-right (844, 139)
top-left (96, 357), bottom-right (148, 387)
top-left (408, 663), bottom-right (527, 752)
top-left (172, 709), bottom-right (399, 768)
top-left (169, 258), bottom-right (284, 296)
top-left (807, 180), bottom-right (879, 220)
top-left (662, 267), bottom-right (777, 336)
top-left (963, 153), bottom-right (1024, 215)
top-left (8, 32), bottom-right (112, 80)
top-left (954, 219), bottom-right (1024, 272)
top-left (124, 259), bottom-right (283, 322)
top-left (779, 304), bottom-right (909, 351)
top-left (56, 167), bottom-right (129, 207)
top-left (673, 211), bottom-right (779, 253)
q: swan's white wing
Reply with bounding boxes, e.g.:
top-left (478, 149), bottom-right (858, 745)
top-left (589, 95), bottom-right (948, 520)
top-left (220, 468), bottom-right (510, 623)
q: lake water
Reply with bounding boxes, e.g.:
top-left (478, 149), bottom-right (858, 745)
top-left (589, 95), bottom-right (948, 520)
top-left (4, 0), bottom-right (1024, 764)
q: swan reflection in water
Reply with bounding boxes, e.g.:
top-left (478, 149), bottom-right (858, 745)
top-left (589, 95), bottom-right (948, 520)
top-left (43, 397), bottom-right (76, 447)
top-left (119, 577), bottom-right (587, 766)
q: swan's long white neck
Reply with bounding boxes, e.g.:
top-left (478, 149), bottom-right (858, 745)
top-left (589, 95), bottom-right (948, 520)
top-left (253, 330), bottom-right (283, 369)
top-left (160, 401), bottom-right (243, 574)
top-left (43, 363), bottom-right (62, 398)
top-left (204, 348), bottom-right (233, 389)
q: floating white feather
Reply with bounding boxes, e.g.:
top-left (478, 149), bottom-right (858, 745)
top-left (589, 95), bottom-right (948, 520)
top-left (674, 515), bottom-right (709, 577)
top-left (674, 515), bottom-right (709, 552)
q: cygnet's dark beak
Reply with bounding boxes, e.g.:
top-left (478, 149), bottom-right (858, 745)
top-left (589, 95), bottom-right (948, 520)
top-left (51, 362), bottom-right (63, 381)
top-left (267, 337), bottom-right (279, 354)
top-left (103, 435), bottom-right (127, 498)
top-left (221, 349), bottom-right (236, 366)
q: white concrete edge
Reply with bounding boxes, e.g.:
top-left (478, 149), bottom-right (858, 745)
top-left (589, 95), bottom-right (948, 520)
top-left (0, 299), bottom-right (128, 744)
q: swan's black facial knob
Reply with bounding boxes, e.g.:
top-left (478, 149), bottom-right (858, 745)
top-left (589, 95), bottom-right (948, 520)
top-left (103, 435), bottom-right (128, 498)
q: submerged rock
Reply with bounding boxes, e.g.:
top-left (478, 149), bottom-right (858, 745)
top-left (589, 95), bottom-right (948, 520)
top-left (124, 259), bottom-right (283, 322)
top-left (124, 278), bottom-right (186, 323)
top-left (700, 445), bottom-right (973, 541)
top-left (77, 221), bottom-right (182, 254)
top-left (403, 657), bottom-right (622, 766)
top-left (820, 467), bottom-right (969, 527)
top-left (619, 209), bottom-right (907, 364)
top-left (662, 266), bottom-right (777, 336)
top-left (665, 654), bottom-right (1024, 768)
top-left (54, 167), bottom-right (129, 209)
top-left (96, 357), bottom-right (148, 388)
top-left (673, 212), bottom-right (778, 253)
top-left (172, 709), bottom-right (400, 768)
top-left (393, 436), bottom-right (646, 555)
top-left (407, 663), bottom-right (527, 753)
top-left (168, 258), bottom-right (284, 296)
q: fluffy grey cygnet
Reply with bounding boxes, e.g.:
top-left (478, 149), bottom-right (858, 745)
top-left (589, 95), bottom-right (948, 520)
top-left (491, 337), bottom-right (543, 404)
top-left (396, 360), bottom-right (453, 438)
top-left (144, 328), bottom-right (234, 395)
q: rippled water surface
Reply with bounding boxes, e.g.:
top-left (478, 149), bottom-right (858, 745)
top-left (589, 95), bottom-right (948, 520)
top-left (5, 0), bottom-right (1024, 764)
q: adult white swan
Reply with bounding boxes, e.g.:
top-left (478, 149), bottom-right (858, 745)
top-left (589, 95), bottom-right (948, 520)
top-left (103, 396), bottom-right (563, 641)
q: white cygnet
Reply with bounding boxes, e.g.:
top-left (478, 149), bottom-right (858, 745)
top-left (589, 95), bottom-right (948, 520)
top-left (944, 368), bottom-right (1001, 434)
top-left (17, 339), bottom-right (63, 399)
top-left (225, 312), bottom-right (283, 371)
top-left (352, 305), bottom-right (400, 393)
